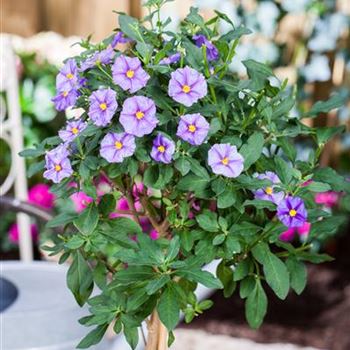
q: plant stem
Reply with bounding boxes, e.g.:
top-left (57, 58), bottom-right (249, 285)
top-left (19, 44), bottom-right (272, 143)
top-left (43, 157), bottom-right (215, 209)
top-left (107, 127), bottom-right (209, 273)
top-left (146, 311), bottom-right (160, 350)
top-left (157, 318), bottom-right (168, 350)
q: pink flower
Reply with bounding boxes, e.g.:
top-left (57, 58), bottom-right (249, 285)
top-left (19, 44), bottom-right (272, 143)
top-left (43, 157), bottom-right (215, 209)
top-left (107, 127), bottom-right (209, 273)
top-left (279, 227), bottom-right (296, 242)
top-left (279, 222), bottom-right (311, 242)
top-left (109, 198), bottom-right (143, 218)
top-left (8, 223), bottom-right (38, 243)
top-left (315, 191), bottom-right (339, 208)
top-left (28, 184), bottom-right (56, 209)
top-left (70, 191), bottom-right (93, 213)
top-left (150, 229), bottom-right (159, 240)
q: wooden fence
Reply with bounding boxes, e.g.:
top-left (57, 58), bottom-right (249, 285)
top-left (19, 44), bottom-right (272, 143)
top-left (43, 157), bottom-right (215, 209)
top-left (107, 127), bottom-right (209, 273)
top-left (1, 0), bottom-right (141, 41)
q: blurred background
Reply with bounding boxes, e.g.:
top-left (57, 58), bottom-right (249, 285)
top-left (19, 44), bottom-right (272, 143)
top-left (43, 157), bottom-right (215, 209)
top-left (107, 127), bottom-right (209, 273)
top-left (1, 1), bottom-right (350, 349)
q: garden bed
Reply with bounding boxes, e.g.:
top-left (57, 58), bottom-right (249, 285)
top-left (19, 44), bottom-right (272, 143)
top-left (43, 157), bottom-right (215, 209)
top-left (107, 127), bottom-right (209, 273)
top-left (184, 228), bottom-right (350, 350)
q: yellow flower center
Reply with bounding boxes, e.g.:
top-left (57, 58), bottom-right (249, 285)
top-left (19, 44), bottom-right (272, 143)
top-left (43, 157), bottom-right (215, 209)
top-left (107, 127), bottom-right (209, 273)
top-left (115, 141), bottom-right (123, 149)
top-left (66, 73), bottom-right (74, 79)
top-left (221, 157), bottom-right (229, 165)
top-left (99, 103), bottom-right (107, 111)
top-left (126, 70), bottom-right (135, 78)
top-left (136, 111), bottom-right (144, 119)
top-left (289, 209), bottom-right (297, 217)
top-left (182, 85), bottom-right (191, 93)
top-left (95, 59), bottom-right (101, 65)
top-left (54, 164), bottom-right (62, 172)
top-left (71, 127), bottom-right (79, 135)
top-left (157, 145), bottom-right (165, 153)
top-left (265, 187), bottom-right (273, 195)
top-left (188, 124), bottom-right (196, 133)
top-left (62, 91), bottom-right (68, 97)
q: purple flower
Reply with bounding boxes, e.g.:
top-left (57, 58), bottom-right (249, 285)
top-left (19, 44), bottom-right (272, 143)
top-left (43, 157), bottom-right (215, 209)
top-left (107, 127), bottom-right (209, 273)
top-left (52, 87), bottom-right (79, 111)
top-left (80, 47), bottom-right (114, 71)
top-left (120, 96), bottom-right (158, 137)
top-left (168, 66), bottom-right (207, 107)
top-left (56, 59), bottom-right (80, 89)
top-left (111, 32), bottom-right (131, 48)
top-left (112, 55), bottom-right (150, 93)
top-left (254, 171), bottom-right (284, 205)
top-left (100, 132), bottom-right (136, 163)
top-left (208, 143), bottom-right (244, 178)
top-left (159, 52), bottom-right (181, 65)
top-left (88, 88), bottom-right (118, 127)
top-left (151, 134), bottom-right (175, 164)
top-left (176, 113), bottom-right (209, 146)
top-left (58, 119), bottom-right (87, 142)
top-left (277, 196), bottom-right (308, 228)
top-left (193, 34), bottom-right (219, 61)
top-left (43, 144), bottom-right (73, 183)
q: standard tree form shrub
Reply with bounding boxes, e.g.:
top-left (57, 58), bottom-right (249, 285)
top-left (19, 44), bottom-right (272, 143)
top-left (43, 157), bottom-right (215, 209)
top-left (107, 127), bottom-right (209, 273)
top-left (21, 1), bottom-right (349, 349)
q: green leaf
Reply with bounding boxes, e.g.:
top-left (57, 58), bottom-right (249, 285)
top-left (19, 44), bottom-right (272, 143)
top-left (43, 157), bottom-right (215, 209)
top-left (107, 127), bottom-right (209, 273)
top-left (240, 132), bottom-right (264, 170)
top-left (27, 160), bottom-right (45, 178)
top-left (146, 275), bottom-right (170, 295)
top-left (307, 94), bottom-right (345, 117)
top-left (243, 199), bottom-right (276, 211)
top-left (217, 190), bottom-right (236, 208)
top-left (187, 158), bottom-right (210, 180)
top-left (73, 204), bottom-right (99, 235)
top-left (286, 257), bottom-right (307, 295)
top-left (157, 286), bottom-right (180, 330)
top-left (176, 268), bottom-right (223, 289)
top-left (19, 146), bottom-right (45, 158)
top-left (77, 324), bottom-right (108, 348)
top-left (212, 233), bottom-right (226, 246)
top-left (177, 174), bottom-right (209, 193)
top-left (98, 193), bottom-right (116, 217)
top-left (124, 326), bottom-right (139, 350)
top-left (118, 14), bottom-right (143, 41)
top-left (108, 217), bottom-right (142, 235)
top-left (275, 157), bottom-right (292, 184)
top-left (306, 181), bottom-right (331, 193)
top-left (245, 280), bottom-right (267, 329)
top-left (252, 244), bottom-right (290, 299)
top-left (196, 210), bottom-right (219, 232)
top-left (243, 59), bottom-right (274, 91)
top-left (67, 251), bottom-right (93, 306)
top-left (144, 164), bottom-right (173, 189)
top-left (111, 266), bottom-right (154, 287)
top-left (220, 26), bottom-right (252, 42)
top-left (273, 96), bottom-right (295, 119)
top-left (217, 261), bottom-right (235, 298)
top-left (127, 288), bottom-right (150, 311)
top-left (298, 252), bottom-right (334, 264)
top-left (313, 167), bottom-right (350, 193)
top-left (234, 259), bottom-right (251, 281)
top-left (65, 235), bottom-right (85, 249)
top-left (239, 276), bottom-right (255, 298)
top-left (175, 157), bottom-right (191, 176)
top-left (316, 125), bottom-right (345, 144)
top-left (47, 212), bottom-right (78, 228)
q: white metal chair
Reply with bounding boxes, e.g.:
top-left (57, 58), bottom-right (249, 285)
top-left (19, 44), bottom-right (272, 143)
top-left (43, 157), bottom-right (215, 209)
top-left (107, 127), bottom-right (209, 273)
top-left (0, 35), bottom-right (33, 261)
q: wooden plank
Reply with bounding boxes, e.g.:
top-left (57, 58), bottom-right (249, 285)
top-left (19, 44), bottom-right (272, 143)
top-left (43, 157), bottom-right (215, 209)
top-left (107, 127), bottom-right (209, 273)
top-left (1, 0), bottom-right (41, 36)
top-left (42, 0), bottom-right (130, 41)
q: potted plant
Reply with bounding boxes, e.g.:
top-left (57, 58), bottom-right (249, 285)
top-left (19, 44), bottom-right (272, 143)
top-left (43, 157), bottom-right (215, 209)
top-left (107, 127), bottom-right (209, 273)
top-left (21, 1), bottom-right (349, 349)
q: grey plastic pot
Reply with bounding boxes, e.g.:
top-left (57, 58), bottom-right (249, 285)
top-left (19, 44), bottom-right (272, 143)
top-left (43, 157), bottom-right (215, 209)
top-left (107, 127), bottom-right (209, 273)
top-left (1, 261), bottom-right (110, 350)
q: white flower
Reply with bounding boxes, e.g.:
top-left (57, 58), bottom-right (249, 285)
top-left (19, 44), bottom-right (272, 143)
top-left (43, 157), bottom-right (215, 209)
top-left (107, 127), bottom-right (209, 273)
top-left (302, 55), bottom-right (331, 82)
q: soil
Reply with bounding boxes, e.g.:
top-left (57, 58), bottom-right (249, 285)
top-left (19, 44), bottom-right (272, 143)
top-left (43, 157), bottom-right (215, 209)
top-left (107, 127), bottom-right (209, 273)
top-left (183, 227), bottom-right (350, 350)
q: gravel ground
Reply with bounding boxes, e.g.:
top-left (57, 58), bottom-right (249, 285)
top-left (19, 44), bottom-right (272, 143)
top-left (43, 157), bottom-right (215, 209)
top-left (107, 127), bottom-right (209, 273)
top-left (173, 329), bottom-right (323, 350)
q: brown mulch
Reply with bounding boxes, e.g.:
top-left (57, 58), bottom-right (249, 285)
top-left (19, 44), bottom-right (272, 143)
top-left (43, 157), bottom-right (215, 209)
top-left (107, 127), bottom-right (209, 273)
top-left (183, 228), bottom-right (350, 350)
